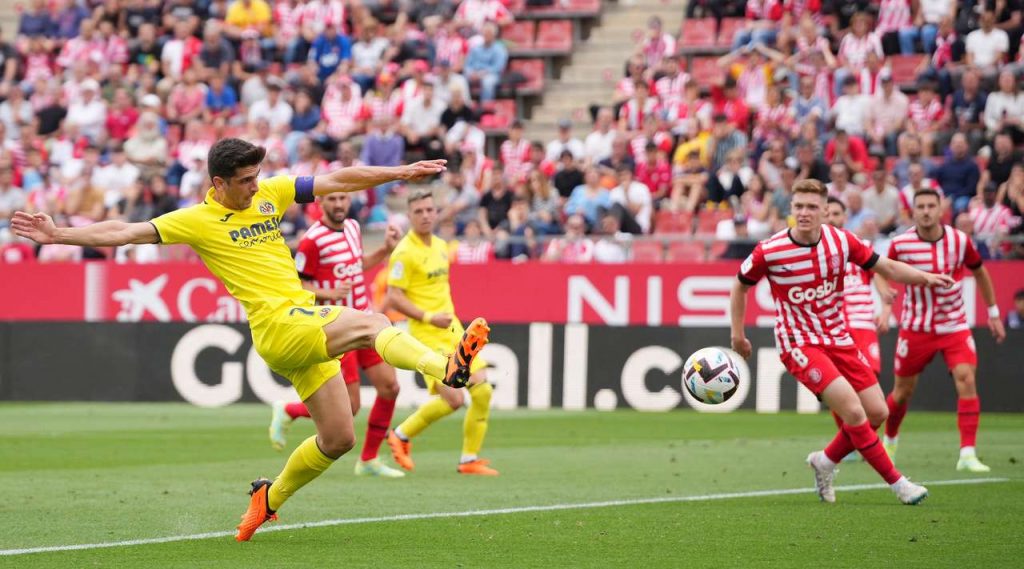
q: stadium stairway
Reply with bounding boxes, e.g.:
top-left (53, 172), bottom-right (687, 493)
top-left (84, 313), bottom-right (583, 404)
top-left (0, 2), bottom-right (17, 38)
top-left (525, 0), bottom-right (685, 143)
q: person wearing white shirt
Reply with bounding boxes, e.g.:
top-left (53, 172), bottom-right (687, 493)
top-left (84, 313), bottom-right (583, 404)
top-left (965, 10), bottom-right (1009, 74)
top-left (583, 107), bottom-right (617, 164)
top-left (400, 82), bottom-right (447, 159)
top-left (592, 214), bottom-right (631, 263)
top-left (983, 70), bottom-right (1024, 139)
top-left (432, 61), bottom-right (471, 105)
top-left (545, 119), bottom-right (585, 163)
top-left (65, 80), bottom-right (107, 142)
top-left (830, 77), bottom-right (870, 137)
top-left (247, 82), bottom-right (294, 132)
top-left (92, 147), bottom-right (141, 209)
top-left (609, 167), bottom-right (653, 234)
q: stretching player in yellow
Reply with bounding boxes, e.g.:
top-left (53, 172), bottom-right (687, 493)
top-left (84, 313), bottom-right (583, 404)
top-left (385, 190), bottom-right (498, 476)
top-left (10, 139), bottom-right (491, 541)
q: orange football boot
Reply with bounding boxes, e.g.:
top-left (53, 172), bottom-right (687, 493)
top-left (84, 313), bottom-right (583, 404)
top-left (443, 318), bottom-right (490, 388)
top-left (235, 478), bottom-right (277, 542)
top-left (457, 459), bottom-right (499, 476)
top-left (387, 431), bottom-right (415, 471)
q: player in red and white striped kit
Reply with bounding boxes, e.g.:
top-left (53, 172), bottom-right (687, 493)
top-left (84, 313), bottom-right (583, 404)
top-left (731, 180), bottom-right (954, 505)
top-left (268, 191), bottom-right (406, 478)
top-left (882, 189), bottom-right (1007, 473)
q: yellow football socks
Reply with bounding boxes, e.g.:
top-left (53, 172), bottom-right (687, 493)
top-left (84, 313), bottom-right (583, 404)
top-left (374, 327), bottom-right (448, 379)
top-left (268, 435), bottom-right (336, 511)
top-left (462, 382), bottom-right (492, 456)
top-left (398, 396), bottom-right (457, 439)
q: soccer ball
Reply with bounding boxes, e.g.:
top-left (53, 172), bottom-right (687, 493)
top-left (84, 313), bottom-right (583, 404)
top-left (682, 347), bottom-right (740, 405)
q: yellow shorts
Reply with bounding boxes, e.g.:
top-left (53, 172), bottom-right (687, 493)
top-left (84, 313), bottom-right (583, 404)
top-left (411, 319), bottom-right (488, 394)
top-left (252, 304), bottom-right (344, 401)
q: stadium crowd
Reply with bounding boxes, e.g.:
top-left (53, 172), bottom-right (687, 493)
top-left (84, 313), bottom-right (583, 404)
top-left (0, 0), bottom-right (1023, 265)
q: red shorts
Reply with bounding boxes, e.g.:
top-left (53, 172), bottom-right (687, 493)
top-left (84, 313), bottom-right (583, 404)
top-left (339, 347), bottom-right (386, 385)
top-left (894, 329), bottom-right (977, 377)
top-left (780, 343), bottom-right (878, 396)
top-left (849, 327), bottom-right (881, 375)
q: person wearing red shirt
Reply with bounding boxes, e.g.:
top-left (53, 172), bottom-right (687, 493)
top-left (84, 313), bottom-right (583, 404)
top-left (634, 142), bottom-right (672, 204)
top-left (824, 130), bottom-right (872, 176)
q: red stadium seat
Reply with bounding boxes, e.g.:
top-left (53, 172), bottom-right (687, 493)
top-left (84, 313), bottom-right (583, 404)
top-left (666, 241), bottom-right (707, 262)
top-left (506, 0), bottom-right (526, 16)
top-left (716, 18), bottom-right (745, 48)
top-left (687, 57), bottom-right (726, 86)
top-left (654, 210), bottom-right (693, 234)
top-left (535, 20), bottom-right (573, 52)
top-left (695, 209), bottom-right (733, 235)
top-left (708, 240), bottom-right (729, 259)
top-left (631, 240), bottom-right (664, 263)
top-left (565, 0), bottom-right (600, 15)
top-left (888, 54), bottom-right (925, 87)
top-left (502, 21), bottom-right (536, 51)
top-left (480, 99), bottom-right (517, 131)
top-left (507, 59), bottom-right (545, 94)
top-left (679, 18), bottom-right (717, 51)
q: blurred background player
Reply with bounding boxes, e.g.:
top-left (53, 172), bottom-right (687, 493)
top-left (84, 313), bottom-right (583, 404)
top-left (385, 189), bottom-right (498, 476)
top-left (731, 179), bottom-right (954, 505)
top-left (825, 196), bottom-right (895, 462)
top-left (882, 189), bottom-right (1007, 473)
top-left (268, 191), bottom-right (405, 479)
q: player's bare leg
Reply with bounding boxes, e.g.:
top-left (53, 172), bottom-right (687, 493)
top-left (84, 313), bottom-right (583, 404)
top-left (809, 378), bottom-right (927, 505)
top-left (884, 374), bottom-right (920, 461)
top-left (238, 375), bottom-right (355, 541)
top-left (951, 364), bottom-right (989, 472)
top-left (355, 362), bottom-right (405, 478)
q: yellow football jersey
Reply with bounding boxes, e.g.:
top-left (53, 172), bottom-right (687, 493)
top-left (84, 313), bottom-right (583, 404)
top-left (387, 230), bottom-right (457, 339)
top-left (149, 176), bottom-right (315, 325)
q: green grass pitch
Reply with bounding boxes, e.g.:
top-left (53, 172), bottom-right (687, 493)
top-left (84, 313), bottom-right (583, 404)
top-left (0, 404), bottom-right (1022, 568)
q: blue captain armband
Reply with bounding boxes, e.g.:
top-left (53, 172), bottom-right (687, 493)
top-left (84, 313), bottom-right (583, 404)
top-left (295, 176), bottom-right (315, 203)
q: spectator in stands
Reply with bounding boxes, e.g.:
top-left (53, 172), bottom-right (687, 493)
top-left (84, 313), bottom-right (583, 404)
top-left (592, 214), bottom-right (630, 263)
top-left (523, 169), bottom-right (561, 230)
top-left (892, 133), bottom-right (935, 187)
top-left (793, 73), bottom-right (829, 135)
top-left (708, 147), bottom-right (753, 206)
top-left (197, 21), bottom-right (236, 83)
top-left (566, 168), bottom-right (611, 228)
top-left (918, 0), bottom-right (955, 54)
top-left (732, 0), bottom-right (782, 50)
top-left (635, 142), bottom-right (672, 205)
top-left (65, 79), bottom-right (107, 143)
top-left (719, 215), bottom-right (757, 259)
top-left (935, 133), bottom-right (981, 214)
top-left (554, 149), bottom-right (585, 199)
top-left (741, 174), bottom-right (772, 239)
top-left (863, 168), bottom-right (901, 233)
top-left (619, 80), bottom-right (660, 132)
top-left (0, 166), bottom-right (25, 226)
top-left (834, 12), bottom-right (883, 97)
top-left (53, 0), bottom-right (90, 41)
top-left (865, 72), bottom-right (909, 156)
top-left (309, 23), bottom-right (352, 82)
top-left (830, 76), bottom-right (870, 138)
top-left (826, 129), bottom-right (871, 176)
top-left (983, 70), bottom-right (1024, 143)
top-left (641, 16), bottom-right (677, 71)
top-left (794, 141), bottom-right (830, 183)
top-left (18, 0), bottom-right (54, 42)
top-left (479, 172), bottom-right (513, 235)
top-left (610, 166), bottom-right (653, 234)
top-left (453, 219), bottom-right (494, 263)
top-left (495, 197), bottom-right (538, 261)
top-left (843, 189), bottom-right (875, 235)
top-left (546, 119), bottom-right (585, 163)
top-left (876, 0), bottom-right (918, 55)
top-left (409, 0), bottom-right (456, 28)
top-left (128, 23), bottom-right (163, 78)
top-left (440, 169), bottom-right (481, 233)
top-left (584, 107), bottom-right (617, 164)
top-left (0, 87), bottom-right (32, 140)
top-left (166, 67), bottom-right (208, 127)
top-left (907, 80), bottom-right (947, 157)
top-left (362, 115), bottom-right (406, 170)
top-left (463, 22), bottom-right (507, 103)
top-left (900, 161), bottom-right (943, 217)
top-left (160, 20), bottom-right (202, 84)
top-left (351, 21), bottom-right (391, 95)
top-left (707, 113), bottom-right (748, 173)
top-left (435, 61), bottom-right (471, 105)
top-left (543, 213), bottom-right (594, 263)
top-left (949, 69), bottom-right (989, 153)
top-left (611, 55), bottom-right (648, 113)
top-left (597, 135), bottom-right (635, 178)
top-left (124, 111), bottom-right (168, 180)
top-left (248, 79), bottom-right (293, 132)
top-left (955, 210), bottom-right (992, 258)
top-left (965, 9), bottom-right (1009, 80)
top-left (499, 120), bottom-right (530, 181)
top-left (984, 132), bottom-right (1020, 190)
top-left (224, 0), bottom-right (274, 43)
top-left (94, 145), bottom-right (140, 210)
top-left (671, 148), bottom-right (710, 213)
top-left (1007, 289), bottom-right (1024, 329)
top-left (204, 74), bottom-right (240, 124)
top-left (112, 176), bottom-right (178, 224)
top-left (456, 0), bottom-right (513, 31)
top-left (970, 182), bottom-right (1014, 254)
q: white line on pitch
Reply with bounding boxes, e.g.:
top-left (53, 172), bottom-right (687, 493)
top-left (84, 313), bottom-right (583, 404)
top-left (0, 477), bottom-right (1009, 557)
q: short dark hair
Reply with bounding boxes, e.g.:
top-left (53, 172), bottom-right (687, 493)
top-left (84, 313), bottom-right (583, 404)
top-left (913, 189), bottom-right (941, 203)
top-left (208, 138), bottom-right (266, 181)
top-left (826, 196), bottom-right (846, 211)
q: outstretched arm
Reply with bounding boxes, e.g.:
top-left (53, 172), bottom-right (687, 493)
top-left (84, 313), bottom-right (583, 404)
top-left (730, 280), bottom-right (753, 359)
top-left (313, 160), bottom-right (447, 196)
top-left (972, 265), bottom-right (1007, 343)
top-left (871, 256), bottom-right (956, 288)
top-left (10, 211), bottom-right (158, 247)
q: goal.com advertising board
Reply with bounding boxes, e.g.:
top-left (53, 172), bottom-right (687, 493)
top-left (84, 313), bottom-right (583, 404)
top-left (1, 261), bottom-right (1022, 326)
top-left (0, 322), bottom-right (1021, 412)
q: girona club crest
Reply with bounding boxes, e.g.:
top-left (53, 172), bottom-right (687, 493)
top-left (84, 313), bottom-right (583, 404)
top-left (809, 368), bottom-right (823, 383)
top-left (829, 254), bottom-right (841, 271)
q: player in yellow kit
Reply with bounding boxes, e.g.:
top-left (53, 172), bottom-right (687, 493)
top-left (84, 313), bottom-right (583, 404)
top-left (10, 138), bottom-right (491, 541)
top-left (385, 190), bottom-right (498, 476)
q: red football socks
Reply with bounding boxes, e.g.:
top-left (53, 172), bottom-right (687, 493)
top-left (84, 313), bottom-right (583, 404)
top-left (885, 393), bottom-right (908, 438)
top-left (957, 397), bottom-right (980, 448)
top-left (361, 396), bottom-right (396, 461)
top-left (845, 420), bottom-right (901, 484)
top-left (285, 402), bottom-right (311, 420)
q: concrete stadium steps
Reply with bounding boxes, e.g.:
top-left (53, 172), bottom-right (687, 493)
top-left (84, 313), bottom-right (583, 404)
top-left (525, 0), bottom-right (686, 143)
